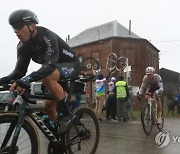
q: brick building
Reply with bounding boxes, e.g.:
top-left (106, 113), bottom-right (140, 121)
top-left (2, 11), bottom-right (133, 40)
top-left (67, 20), bottom-right (160, 103)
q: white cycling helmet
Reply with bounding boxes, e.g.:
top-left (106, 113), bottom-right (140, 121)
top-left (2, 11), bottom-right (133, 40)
top-left (145, 67), bottom-right (155, 75)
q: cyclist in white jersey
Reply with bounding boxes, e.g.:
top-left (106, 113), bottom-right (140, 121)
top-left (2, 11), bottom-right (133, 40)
top-left (139, 67), bottom-right (164, 124)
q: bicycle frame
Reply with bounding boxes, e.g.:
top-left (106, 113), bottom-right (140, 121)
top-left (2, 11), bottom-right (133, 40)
top-left (147, 94), bottom-right (153, 120)
top-left (146, 93), bottom-right (157, 122)
top-left (1, 84), bottom-right (100, 154)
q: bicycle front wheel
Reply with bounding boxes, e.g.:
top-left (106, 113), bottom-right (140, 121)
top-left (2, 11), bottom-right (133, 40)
top-left (66, 107), bottom-right (100, 154)
top-left (141, 103), bottom-right (153, 136)
top-left (0, 112), bottom-right (40, 154)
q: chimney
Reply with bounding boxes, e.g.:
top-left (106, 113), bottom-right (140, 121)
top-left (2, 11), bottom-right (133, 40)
top-left (68, 35), bottom-right (70, 40)
top-left (129, 20), bottom-right (131, 35)
top-left (66, 35), bottom-right (70, 42)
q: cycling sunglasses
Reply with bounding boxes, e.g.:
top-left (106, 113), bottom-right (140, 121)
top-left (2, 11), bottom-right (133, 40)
top-left (12, 23), bottom-right (25, 30)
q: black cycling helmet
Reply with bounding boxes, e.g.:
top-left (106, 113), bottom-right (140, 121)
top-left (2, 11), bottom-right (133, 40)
top-left (9, 9), bottom-right (39, 26)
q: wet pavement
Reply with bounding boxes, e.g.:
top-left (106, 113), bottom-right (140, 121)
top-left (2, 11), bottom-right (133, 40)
top-left (39, 117), bottom-right (180, 154)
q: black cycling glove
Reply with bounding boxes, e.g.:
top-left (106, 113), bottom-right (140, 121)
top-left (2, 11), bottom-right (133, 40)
top-left (16, 75), bottom-right (33, 89)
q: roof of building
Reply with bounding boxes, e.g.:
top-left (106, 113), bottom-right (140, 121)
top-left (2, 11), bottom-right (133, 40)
top-left (67, 20), bottom-right (141, 47)
top-left (160, 68), bottom-right (180, 74)
top-left (160, 68), bottom-right (180, 82)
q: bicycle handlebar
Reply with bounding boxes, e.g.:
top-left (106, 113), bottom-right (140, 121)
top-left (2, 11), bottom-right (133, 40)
top-left (0, 85), bottom-right (38, 104)
top-left (0, 84), bottom-right (53, 104)
top-left (0, 84), bottom-right (11, 91)
top-left (136, 92), bottom-right (155, 102)
top-left (0, 73), bottom-right (94, 104)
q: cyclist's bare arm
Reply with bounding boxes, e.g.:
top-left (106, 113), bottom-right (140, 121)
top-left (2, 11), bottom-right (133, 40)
top-left (139, 76), bottom-right (147, 95)
top-left (155, 75), bottom-right (164, 95)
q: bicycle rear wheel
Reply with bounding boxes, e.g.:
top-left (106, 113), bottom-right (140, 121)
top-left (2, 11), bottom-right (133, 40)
top-left (0, 112), bottom-right (39, 154)
top-left (66, 107), bottom-right (100, 154)
top-left (141, 103), bottom-right (153, 136)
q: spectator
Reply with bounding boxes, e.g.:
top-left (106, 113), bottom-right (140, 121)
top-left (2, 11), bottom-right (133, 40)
top-left (167, 91), bottom-right (180, 116)
top-left (95, 73), bottom-right (106, 122)
top-left (174, 91), bottom-right (180, 114)
top-left (105, 77), bottom-right (117, 121)
top-left (167, 95), bottom-right (177, 116)
top-left (115, 75), bottom-right (129, 122)
top-left (94, 71), bottom-right (111, 122)
top-left (126, 86), bottom-right (136, 120)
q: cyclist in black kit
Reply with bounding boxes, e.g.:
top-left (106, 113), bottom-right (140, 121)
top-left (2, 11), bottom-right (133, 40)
top-left (0, 9), bottom-right (81, 134)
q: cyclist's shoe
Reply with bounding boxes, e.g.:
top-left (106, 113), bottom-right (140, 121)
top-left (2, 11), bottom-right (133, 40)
top-left (42, 115), bottom-right (57, 132)
top-left (57, 113), bottom-right (74, 135)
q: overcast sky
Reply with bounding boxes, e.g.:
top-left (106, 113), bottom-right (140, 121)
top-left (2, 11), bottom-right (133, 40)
top-left (0, 0), bottom-right (180, 77)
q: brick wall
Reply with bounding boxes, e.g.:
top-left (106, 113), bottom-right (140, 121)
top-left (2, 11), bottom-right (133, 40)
top-left (73, 38), bottom-right (159, 104)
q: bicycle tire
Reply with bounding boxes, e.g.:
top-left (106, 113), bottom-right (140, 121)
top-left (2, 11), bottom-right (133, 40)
top-left (156, 111), bottom-right (164, 131)
top-left (116, 57), bottom-right (127, 73)
top-left (0, 112), bottom-right (40, 154)
top-left (141, 103), bottom-right (153, 136)
top-left (66, 107), bottom-right (100, 154)
top-left (106, 53), bottom-right (117, 71)
top-left (81, 57), bottom-right (101, 72)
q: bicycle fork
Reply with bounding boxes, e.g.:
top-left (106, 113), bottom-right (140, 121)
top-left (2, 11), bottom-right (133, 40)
top-left (148, 98), bottom-right (152, 120)
top-left (148, 97), bottom-right (157, 123)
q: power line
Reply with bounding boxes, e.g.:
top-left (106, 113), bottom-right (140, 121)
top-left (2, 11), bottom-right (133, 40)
top-left (160, 43), bottom-right (180, 55)
top-left (150, 39), bottom-right (180, 55)
top-left (152, 39), bottom-right (180, 43)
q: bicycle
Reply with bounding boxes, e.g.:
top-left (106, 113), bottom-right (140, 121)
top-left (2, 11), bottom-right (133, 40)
top-left (106, 53), bottom-right (129, 77)
top-left (139, 93), bottom-right (164, 136)
top-left (0, 57), bottom-right (100, 154)
top-left (106, 53), bottom-right (117, 73)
